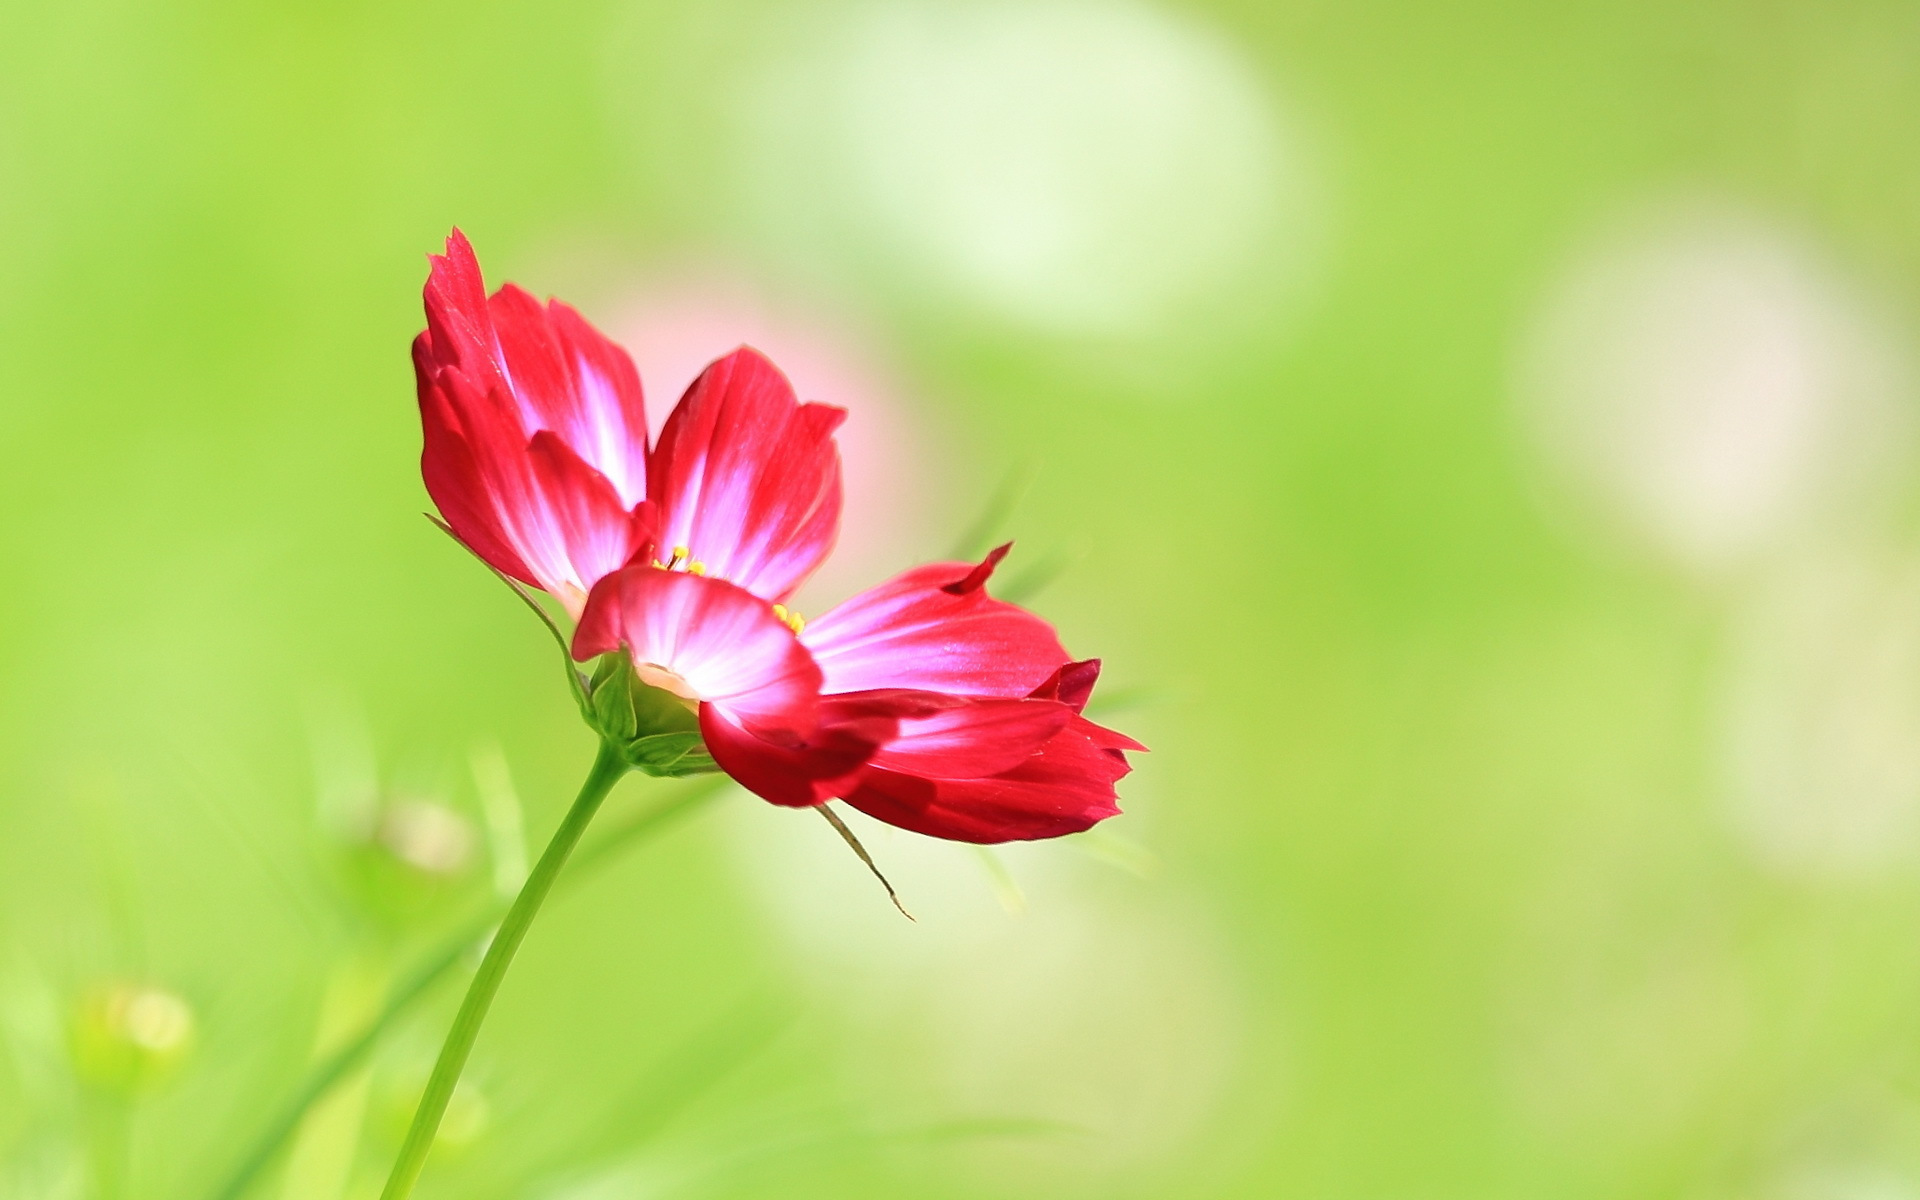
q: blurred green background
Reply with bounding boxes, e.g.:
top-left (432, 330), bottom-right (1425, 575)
top-left (7, 1), bottom-right (1920, 1197)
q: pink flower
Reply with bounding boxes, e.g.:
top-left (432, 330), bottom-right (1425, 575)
top-left (416, 231), bottom-right (1140, 843)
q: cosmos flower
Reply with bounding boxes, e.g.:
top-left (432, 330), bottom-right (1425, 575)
top-left (416, 230), bottom-right (1139, 843)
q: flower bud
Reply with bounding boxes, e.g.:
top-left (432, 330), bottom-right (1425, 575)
top-left (68, 982), bottom-right (194, 1094)
top-left (331, 793), bottom-right (482, 930)
top-left (375, 801), bottom-right (476, 877)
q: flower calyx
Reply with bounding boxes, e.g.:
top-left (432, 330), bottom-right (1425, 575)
top-left (583, 653), bottom-right (721, 777)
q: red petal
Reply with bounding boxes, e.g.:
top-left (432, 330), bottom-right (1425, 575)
top-left (433, 365), bottom-right (630, 616)
top-left (486, 286), bottom-right (651, 508)
top-left (572, 566), bottom-right (821, 729)
top-left (524, 432), bottom-right (655, 612)
top-left (942, 542), bottom-right (1011, 595)
top-left (1026, 658), bottom-right (1102, 713)
top-left (420, 230), bottom-right (502, 392)
top-left (866, 693), bottom-right (1073, 779)
top-left (1028, 662), bottom-right (1147, 753)
top-left (648, 348), bottom-right (844, 602)
top-left (417, 351), bottom-right (539, 587)
top-left (802, 558), bottom-right (1070, 697)
top-left (698, 687), bottom-right (1049, 809)
top-left (415, 231), bottom-right (655, 605)
top-left (699, 699), bottom-right (891, 808)
top-left (547, 299), bottom-right (651, 505)
top-left (840, 714), bottom-right (1134, 844)
top-left (1083, 721), bottom-right (1148, 755)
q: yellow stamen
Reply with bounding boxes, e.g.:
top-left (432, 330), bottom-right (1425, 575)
top-left (771, 603), bottom-right (789, 622)
top-left (671, 545), bottom-right (689, 565)
top-left (787, 612), bottom-right (806, 634)
top-left (651, 558), bottom-right (664, 569)
top-left (688, 561), bottom-right (706, 576)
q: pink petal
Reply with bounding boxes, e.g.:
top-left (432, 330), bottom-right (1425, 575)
top-left (547, 299), bottom-right (651, 507)
top-left (524, 432), bottom-right (654, 614)
top-left (572, 566), bottom-right (821, 729)
top-left (841, 714), bottom-right (1134, 844)
top-left (801, 552), bottom-right (1070, 697)
top-left (648, 348), bottom-right (844, 602)
top-left (453, 375), bottom-right (579, 587)
top-left (487, 286), bottom-right (650, 508)
top-left (430, 365), bottom-right (629, 616)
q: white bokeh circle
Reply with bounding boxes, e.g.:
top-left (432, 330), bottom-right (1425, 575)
top-left (1516, 198), bottom-right (1909, 575)
top-left (724, 0), bottom-right (1314, 337)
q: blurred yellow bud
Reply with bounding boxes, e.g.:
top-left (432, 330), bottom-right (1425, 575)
top-left (376, 801), bottom-right (475, 877)
top-left (69, 982), bottom-right (195, 1093)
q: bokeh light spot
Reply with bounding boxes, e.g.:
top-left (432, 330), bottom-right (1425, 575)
top-left (1717, 550), bottom-right (1920, 879)
top-left (1516, 198), bottom-right (1910, 575)
top-left (723, 0), bottom-right (1312, 336)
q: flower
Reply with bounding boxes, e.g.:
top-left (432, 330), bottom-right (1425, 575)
top-left (416, 231), bottom-right (1141, 843)
top-left (576, 550), bottom-right (1144, 841)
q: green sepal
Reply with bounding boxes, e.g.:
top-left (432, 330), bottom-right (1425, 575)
top-left (584, 655), bottom-right (721, 777)
top-left (621, 732), bottom-right (719, 777)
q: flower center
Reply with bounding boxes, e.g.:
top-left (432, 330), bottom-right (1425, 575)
top-left (771, 603), bottom-right (806, 634)
top-left (633, 661), bottom-right (701, 709)
top-left (654, 545), bottom-right (708, 576)
top-left (652, 544), bottom-right (806, 634)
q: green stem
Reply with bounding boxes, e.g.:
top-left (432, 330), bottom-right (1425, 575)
top-left (201, 774), bottom-right (722, 1200)
top-left (376, 740), bottom-right (629, 1200)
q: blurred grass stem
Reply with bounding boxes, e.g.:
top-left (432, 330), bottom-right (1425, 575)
top-left (948, 464), bottom-right (1031, 560)
top-left (376, 739), bottom-right (629, 1200)
top-left (86, 1092), bottom-right (132, 1200)
top-left (204, 773), bottom-right (722, 1200)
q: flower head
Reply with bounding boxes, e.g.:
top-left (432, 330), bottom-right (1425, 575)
top-left (416, 231), bottom-right (1141, 843)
